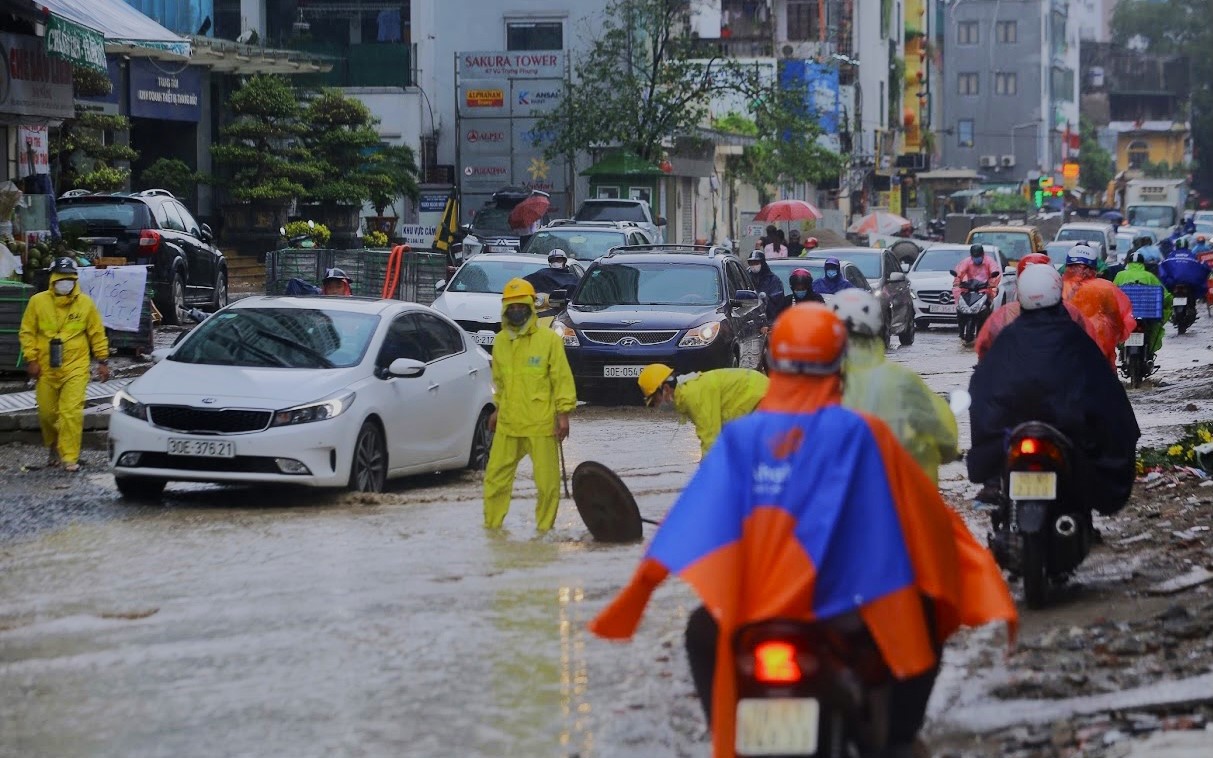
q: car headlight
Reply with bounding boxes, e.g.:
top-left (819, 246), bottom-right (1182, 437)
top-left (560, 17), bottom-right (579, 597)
top-left (910, 290), bottom-right (919, 300)
top-left (272, 391), bottom-right (355, 427)
top-left (679, 321), bottom-right (721, 347)
top-left (112, 389), bottom-right (147, 421)
top-left (553, 321), bottom-right (580, 347)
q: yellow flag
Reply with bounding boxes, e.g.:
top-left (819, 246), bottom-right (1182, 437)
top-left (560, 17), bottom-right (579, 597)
top-left (432, 190), bottom-right (459, 255)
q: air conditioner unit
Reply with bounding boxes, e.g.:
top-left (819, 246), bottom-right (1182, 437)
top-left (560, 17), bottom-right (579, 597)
top-left (1000, 155), bottom-right (1016, 167)
top-left (979, 155), bottom-right (997, 168)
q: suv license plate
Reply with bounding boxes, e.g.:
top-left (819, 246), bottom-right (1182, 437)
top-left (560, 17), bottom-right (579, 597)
top-left (168, 439), bottom-right (236, 458)
top-left (1173, 297), bottom-right (1188, 306)
top-left (603, 365), bottom-right (643, 378)
top-left (1009, 471), bottom-right (1057, 501)
top-left (1125, 332), bottom-right (1145, 347)
top-left (735, 698), bottom-right (819, 756)
top-left (930, 303), bottom-right (957, 314)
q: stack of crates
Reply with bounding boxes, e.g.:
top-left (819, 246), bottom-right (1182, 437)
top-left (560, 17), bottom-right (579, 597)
top-left (0, 280), bottom-right (34, 373)
top-left (330, 248), bottom-right (392, 298)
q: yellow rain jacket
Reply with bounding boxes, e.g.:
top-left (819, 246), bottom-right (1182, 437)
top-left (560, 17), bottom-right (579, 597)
top-left (842, 335), bottom-right (958, 484)
top-left (673, 368), bottom-right (769, 456)
top-left (18, 272), bottom-right (109, 463)
top-left (483, 292), bottom-right (577, 531)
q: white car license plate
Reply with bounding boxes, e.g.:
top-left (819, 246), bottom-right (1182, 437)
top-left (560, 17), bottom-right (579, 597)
top-left (1125, 332), bottom-right (1146, 347)
top-left (735, 698), bottom-right (819, 756)
top-left (471, 331), bottom-right (496, 346)
top-left (930, 303), bottom-right (957, 314)
top-left (1173, 297), bottom-right (1188, 306)
top-left (168, 439), bottom-right (236, 458)
top-left (603, 365), bottom-right (643, 378)
top-left (1009, 471), bottom-right (1057, 501)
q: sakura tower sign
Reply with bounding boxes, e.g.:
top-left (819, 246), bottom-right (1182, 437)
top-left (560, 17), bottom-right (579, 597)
top-left (456, 51), bottom-right (569, 221)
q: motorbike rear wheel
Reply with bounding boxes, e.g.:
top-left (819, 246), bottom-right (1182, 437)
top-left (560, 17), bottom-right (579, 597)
top-left (1129, 354), bottom-right (1144, 388)
top-left (1022, 536), bottom-right (1049, 609)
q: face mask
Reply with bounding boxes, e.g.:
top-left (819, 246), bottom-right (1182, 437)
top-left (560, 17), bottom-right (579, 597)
top-left (53, 279), bottom-right (75, 295)
top-left (826, 269), bottom-right (839, 279)
top-left (549, 261), bottom-right (564, 269)
top-left (793, 289), bottom-right (808, 299)
top-left (971, 254), bottom-right (983, 263)
top-left (504, 307), bottom-right (530, 327)
top-left (748, 265), bottom-right (762, 274)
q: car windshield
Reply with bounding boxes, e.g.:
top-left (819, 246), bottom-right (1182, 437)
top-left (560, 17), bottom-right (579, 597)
top-left (1044, 242), bottom-right (1075, 266)
top-left (1127, 206), bottom-right (1177, 228)
top-left (1056, 229), bottom-right (1104, 245)
top-left (58, 201), bottom-right (147, 230)
top-left (470, 207), bottom-right (514, 236)
top-left (574, 263), bottom-right (721, 306)
top-left (448, 258), bottom-right (548, 294)
top-left (913, 249), bottom-right (968, 272)
top-left (970, 232), bottom-right (1032, 259)
top-left (523, 229), bottom-right (626, 260)
top-left (171, 308), bottom-right (379, 368)
top-left (574, 202), bottom-right (647, 223)
top-left (806, 251), bottom-right (882, 278)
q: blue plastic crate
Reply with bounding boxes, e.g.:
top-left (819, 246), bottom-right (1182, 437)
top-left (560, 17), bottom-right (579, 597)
top-left (1119, 283), bottom-right (1164, 320)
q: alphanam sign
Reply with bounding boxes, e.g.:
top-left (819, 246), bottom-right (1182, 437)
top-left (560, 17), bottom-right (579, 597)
top-left (465, 88), bottom-right (504, 108)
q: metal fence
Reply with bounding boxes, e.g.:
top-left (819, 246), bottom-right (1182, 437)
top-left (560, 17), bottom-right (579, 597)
top-left (265, 247), bottom-right (449, 305)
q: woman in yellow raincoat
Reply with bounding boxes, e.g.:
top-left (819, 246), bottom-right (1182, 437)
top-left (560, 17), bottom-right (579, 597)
top-left (19, 258), bottom-right (110, 471)
top-left (636, 364), bottom-right (769, 457)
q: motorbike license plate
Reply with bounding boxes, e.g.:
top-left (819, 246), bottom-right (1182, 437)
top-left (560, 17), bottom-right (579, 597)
top-left (603, 365), bottom-right (643, 378)
top-left (1125, 332), bottom-right (1146, 347)
top-left (471, 331), bottom-right (495, 346)
top-left (1173, 297), bottom-right (1188, 306)
top-left (1009, 471), bottom-right (1057, 501)
top-left (735, 698), bottom-right (820, 756)
top-left (167, 438), bottom-right (235, 458)
top-left (930, 303), bottom-right (957, 314)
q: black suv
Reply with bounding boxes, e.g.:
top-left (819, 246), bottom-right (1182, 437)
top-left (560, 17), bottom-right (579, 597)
top-left (57, 190), bottom-right (227, 324)
top-left (550, 245), bottom-right (766, 403)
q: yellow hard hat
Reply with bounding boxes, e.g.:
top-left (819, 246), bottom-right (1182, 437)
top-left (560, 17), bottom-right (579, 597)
top-left (637, 363), bottom-right (675, 404)
top-left (502, 277), bottom-right (536, 304)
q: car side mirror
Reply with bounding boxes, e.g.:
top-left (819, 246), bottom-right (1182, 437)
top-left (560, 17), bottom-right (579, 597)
top-left (734, 289), bottom-right (758, 300)
top-left (948, 269), bottom-right (958, 277)
top-left (435, 279), bottom-right (447, 293)
top-left (387, 358), bottom-right (426, 378)
top-left (889, 271), bottom-right (907, 282)
top-left (460, 223), bottom-right (473, 234)
top-left (655, 216), bottom-right (667, 226)
top-left (200, 223), bottom-right (213, 242)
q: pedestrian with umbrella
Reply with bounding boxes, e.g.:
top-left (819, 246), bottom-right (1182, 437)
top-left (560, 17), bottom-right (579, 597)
top-left (507, 191), bottom-right (550, 248)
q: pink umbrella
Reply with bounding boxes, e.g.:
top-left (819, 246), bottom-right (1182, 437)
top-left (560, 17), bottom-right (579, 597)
top-left (848, 211), bottom-right (912, 237)
top-left (753, 199), bottom-right (823, 222)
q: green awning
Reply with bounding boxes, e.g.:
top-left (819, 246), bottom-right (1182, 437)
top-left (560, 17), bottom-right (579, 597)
top-left (581, 151), bottom-right (665, 177)
top-left (46, 14), bottom-right (107, 72)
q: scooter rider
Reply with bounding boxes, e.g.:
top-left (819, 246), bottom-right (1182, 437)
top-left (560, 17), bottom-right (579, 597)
top-left (523, 248), bottom-right (580, 296)
top-left (969, 264), bottom-right (1139, 516)
top-left (746, 250), bottom-right (787, 325)
top-left (636, 364), bottom-right (769, 457)
top-left (952, 244), bottom-right (1000, 306)
top-left (1062, 244), bottom-right (1136, 366)
top-left (812, 256), bottom-right (854, 295)
top-left (1113, 251), bottom-right (1172, 355)
top-left (591, 304), bottom-right (1017, 758)
top-left (788, 267), bottom-right (825, 303)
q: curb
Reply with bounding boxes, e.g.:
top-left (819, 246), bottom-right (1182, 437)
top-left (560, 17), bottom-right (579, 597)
top-left (0, 410), bottom-right (109, 445)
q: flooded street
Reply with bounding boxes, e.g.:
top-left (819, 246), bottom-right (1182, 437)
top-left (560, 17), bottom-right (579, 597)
top-left (3, 321), bottom-right (1213, 757)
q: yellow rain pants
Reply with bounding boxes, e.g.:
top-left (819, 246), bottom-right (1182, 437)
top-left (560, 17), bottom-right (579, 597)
top-left (483, 435), bottom-right (562, 531)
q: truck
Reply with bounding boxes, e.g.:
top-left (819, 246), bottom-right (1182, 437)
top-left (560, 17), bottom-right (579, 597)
top-left (1124, 178), bottom-right (1188, 236)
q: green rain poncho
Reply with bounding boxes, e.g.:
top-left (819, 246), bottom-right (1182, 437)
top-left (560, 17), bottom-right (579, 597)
top-left (1112, 261), bottom-right (1172, 354)
top-left (842, 336), bottom-right (959, 484)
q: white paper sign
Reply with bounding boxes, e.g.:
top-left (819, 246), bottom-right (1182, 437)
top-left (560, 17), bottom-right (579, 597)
top-left (77, 266), bottom-right (147, 332)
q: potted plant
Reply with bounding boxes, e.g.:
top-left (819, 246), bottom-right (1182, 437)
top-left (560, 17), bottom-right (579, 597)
top-left (364, 144), bottom-right (420, 236)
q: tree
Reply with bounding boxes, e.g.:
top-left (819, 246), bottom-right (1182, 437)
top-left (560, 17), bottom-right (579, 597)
top-left (366, 145), bottom-right (421, 217)
top-left (536, 0), bottom-right (760, 163)
top-left (50, 110), bottom-right (139, 193)
top-left (1077, 118), bottom-right (1114, 193)
top-left (301, 90), bottom-right (383, 206)
top-left (1111, 0), bottom-right (1212, 194)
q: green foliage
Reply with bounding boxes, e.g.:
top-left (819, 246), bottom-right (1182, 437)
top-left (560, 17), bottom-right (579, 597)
top-left (72, 65), bottom-right (112, 98)
top-left (364, 229), bottom-right (389, 247)
top-left (713, 112), bottom-right (758, 136)
top-left (888, 55), bottom-right (905, 130)
top-left (285, 220), bottom-right (331, 246)
top-left (366, 144), bottom-right (420, 215)
top-left (1077, 118), bottom-right (1114, 192)
top-left (140, 158), bottom-right (198, 199)
top-left (1137, 421), bottom-right (1213, 471)
top-left (75, 165), bottom-right (130, 192)
top-left (1142, 160), bottom-right (1190, 180)
top-left (48, 106), bottom-right (137, 194)
top-left (975, 194), bottom-right (1033, 213)
top-left (536, 0), bottom-right (763, 162)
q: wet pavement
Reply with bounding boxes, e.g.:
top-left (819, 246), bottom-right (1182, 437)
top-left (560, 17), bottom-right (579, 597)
top-left (2, 319), bottom-right (1213, 757)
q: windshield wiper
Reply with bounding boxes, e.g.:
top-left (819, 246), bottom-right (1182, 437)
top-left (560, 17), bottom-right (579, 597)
top-left (207, 330), bottom-right (293, 368)
top-left (251, 328), bottom-right (335, 368)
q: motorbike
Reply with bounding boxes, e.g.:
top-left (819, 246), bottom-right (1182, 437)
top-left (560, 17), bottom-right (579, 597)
top-left (952, 276), bottom-right (995, 344)
top-left (987, 421), bottom-right (1092, 609)
top-left (1119, 320), bottom-right (1158, 388)
top-left (1171, 283), bottom-right (1197, 334)
top-left (732, 615), bottom-right (898, 758)
top-left (279, 220), bottom-right (318, 249)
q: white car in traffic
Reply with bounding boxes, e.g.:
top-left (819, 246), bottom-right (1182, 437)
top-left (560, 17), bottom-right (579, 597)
top-left (109, 296), bottom-right (495, 498)
top-left (909, 244), bottom-right (1017, 328)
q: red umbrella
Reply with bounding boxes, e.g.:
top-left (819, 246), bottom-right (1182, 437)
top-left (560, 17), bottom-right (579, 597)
top-left (507, 193), bottom-right (551, 229)
top-left (752, 199), bottom-right (822, 222)
top-left (848, 211), bottom-right (912, 237)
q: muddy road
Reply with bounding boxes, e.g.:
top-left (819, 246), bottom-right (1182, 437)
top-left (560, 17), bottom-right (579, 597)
top-left (2, 322), bottom-right (1213, 757)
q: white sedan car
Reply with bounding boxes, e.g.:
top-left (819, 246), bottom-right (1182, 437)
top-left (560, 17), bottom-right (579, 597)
top-left (909, 244), bottom-right (1017, 329)
top-left (109, 296), bottom-right (495, 498)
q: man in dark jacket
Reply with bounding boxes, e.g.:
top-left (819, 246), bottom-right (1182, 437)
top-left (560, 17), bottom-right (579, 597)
top-left (746, 250), bottom-right (786, 325)
top-left (968, 265), bottom-right (1139, 517)
top-left (523, 249), bottom-right (580, 296)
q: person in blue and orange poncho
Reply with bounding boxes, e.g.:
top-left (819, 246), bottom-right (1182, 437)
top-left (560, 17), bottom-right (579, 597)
top-left (589, 304), bottom-right (1017, 758)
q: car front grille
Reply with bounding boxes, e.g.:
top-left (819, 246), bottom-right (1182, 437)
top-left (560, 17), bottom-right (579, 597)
top-left (581, 330), bottom-right (679, 346)
top-left (130, 453), bottom-right (282, 473)
top-left (148, 406), bottom-right (273, 434)
top-left (916, 289), bottom-right (953, 305)
top-left (456, 319), bottom-right (501, 333)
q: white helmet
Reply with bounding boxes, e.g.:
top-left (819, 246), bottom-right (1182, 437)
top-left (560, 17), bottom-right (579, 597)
top-left (1017, 263), bottom-right (1063, 310)
top-left (829, 288), bottom-right (883, 337)
top-left (1065, 244), bottom-right (1098, 268)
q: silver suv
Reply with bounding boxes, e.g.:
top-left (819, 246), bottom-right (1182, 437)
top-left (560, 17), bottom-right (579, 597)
top-left (573, 199), bottom-right (666, 244)
top-left (520, 220), bottom-right (655, 261)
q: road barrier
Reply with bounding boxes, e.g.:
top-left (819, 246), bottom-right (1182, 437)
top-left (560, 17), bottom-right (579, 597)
top-left (264, 247), bottom-right (449, 305)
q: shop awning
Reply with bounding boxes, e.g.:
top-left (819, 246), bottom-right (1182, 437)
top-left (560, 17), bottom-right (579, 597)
top-left (36, 0), bottom-right (190, 62)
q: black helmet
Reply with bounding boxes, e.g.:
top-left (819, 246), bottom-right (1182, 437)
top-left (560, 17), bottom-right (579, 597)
top-left (969, 244), bottom-right (984, 257)
top-left (50, 257), bottom-right (78, 275)
top-left (1127, 251), bottom-right (1146, 265)
top-left (789, 267), bottom-right (813, 289)
top-left (322, 267), bottom-right (350, 282)
top-left (1175, 237), bottom-right (1189, 250)
top-left (747, 250), bottom-right (766, 264)
top-left (1134, 236), bottom-right (1152, 249)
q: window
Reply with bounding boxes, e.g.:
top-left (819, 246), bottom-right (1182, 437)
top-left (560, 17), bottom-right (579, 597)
top-left (1128, 140), bottom-right (1149, 169)
top-left (506, 20), bottom-right (563, 51)
top-left (786, 0), bottom-right (820, 41)
top-left (957, 119), bottom-right (975, 147)
top-left (377, 315), bottom-right (429, 367)
top-left (995, 72), bottom-right (1018, 96)
top-left (957, 21), bottom-right (979, 45)
top-left (415, 313), bottom-right (466, 360)
top-left (845, 267), bottom-right (867, 289)
top-left (174, 202), bottom-right (201, 237)
top-left (159, 201), bottom-right (186, 232)
top-left (996, 21), bottom-right (1017, 43)
top-left (726, 261), bottom-right (747, 297)
top-left (958, 73), bottom-right (979, 96)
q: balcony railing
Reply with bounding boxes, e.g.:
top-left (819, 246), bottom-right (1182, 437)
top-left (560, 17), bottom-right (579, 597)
top-left (292, 41), bottom-right (414, 88)
top-left (688, 36), bottom-right (775, 59)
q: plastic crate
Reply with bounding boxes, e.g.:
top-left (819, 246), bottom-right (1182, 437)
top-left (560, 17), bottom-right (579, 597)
top-left (265, 248), bottom-right (328, 295)
top-left (0, 281), bottom-right (34, 325)
top-left (1119, 283), bottom-right (1164, 320)
top-left (329, 248), bottom-right (392, 298)
top-left (0, 326), bottom-right (24, 372)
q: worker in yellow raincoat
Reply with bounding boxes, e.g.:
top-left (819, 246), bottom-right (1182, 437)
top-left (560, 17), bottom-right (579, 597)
top-left (483, 278), bottom-right (576, 532)
top-left (19, 258), bottom-right (110, 471)
top-left (830, 289), bottom-right (958, 484)
top-left (637, 364), bottom-right (769, 457)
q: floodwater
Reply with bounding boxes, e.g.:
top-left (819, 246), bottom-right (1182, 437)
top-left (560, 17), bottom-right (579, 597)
top-left (2, 318), bottom-right (1211, 758)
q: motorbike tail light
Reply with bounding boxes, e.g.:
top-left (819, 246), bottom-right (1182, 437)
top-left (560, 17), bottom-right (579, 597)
top-left (753, 641), bottom-right (802, 684)
top-left (1011, 436), bottom-right (1064, 467)
top-left (139, 229), bottom-right (162, 253)
top-left (1019, 438), bottom-right (1039, 455)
